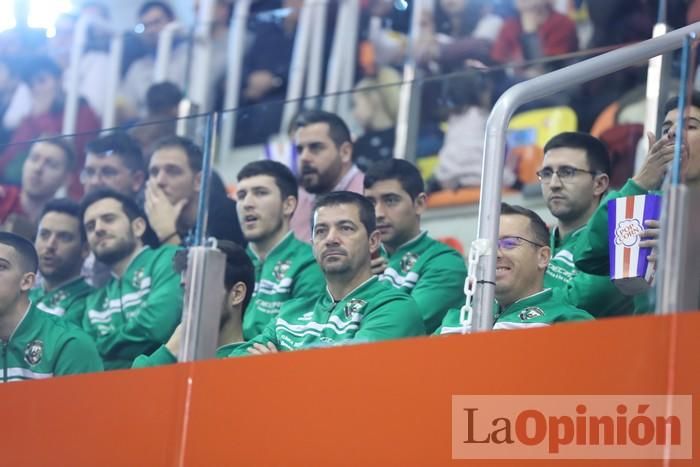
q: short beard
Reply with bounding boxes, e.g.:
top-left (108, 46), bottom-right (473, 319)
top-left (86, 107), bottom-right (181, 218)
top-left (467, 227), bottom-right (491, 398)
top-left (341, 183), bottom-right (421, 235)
top-left (94, 237), bottom-right (137, 266)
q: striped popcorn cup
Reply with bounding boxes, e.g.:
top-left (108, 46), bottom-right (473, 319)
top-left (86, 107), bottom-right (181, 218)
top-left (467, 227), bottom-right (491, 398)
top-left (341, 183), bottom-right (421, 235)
top-left (608, 194), bottom-right (662, 295)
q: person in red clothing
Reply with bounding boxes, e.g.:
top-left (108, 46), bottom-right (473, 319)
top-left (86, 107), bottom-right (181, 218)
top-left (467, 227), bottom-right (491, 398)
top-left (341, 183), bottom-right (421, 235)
top-left (0, 138), bottom-right (75, 240)
top-left (491, 0), bottom-right (578, 77)
top-left (0, 56), bottom-right (100, 198)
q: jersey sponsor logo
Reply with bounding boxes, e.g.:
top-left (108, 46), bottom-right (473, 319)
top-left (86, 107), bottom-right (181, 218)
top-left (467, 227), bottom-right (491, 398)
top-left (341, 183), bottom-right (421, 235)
top-left (614, 219), bottom-right (643, 248)
top-left (400, 252), bottom-right (419, 274)
top-left (48, 289), bottom-right (69, 308)
top-left (272, 260), bottom-right (291, 282)
top-left (132, 268), bottom-right (147, 289)
top-left (519, 307), bottom-right (545, 321)
top-left (344, 299), bottom-right (366, 319)
top-left (24, 340), bottom-right (44, 366)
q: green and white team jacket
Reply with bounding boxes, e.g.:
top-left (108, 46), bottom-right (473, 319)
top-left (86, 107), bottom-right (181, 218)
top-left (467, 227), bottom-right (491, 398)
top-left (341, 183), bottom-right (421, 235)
top-left (379, 231), bottom-right (467, 333)
top-left (545, 225), bottom-right (634, 317)
top-left (243, 232), bottom-right (325, 340)
top-left (83, 245), bottom-right (183, 370)
top-left (1, 303), bottom-right (103, 382)
top-left (29, 277), bottom-right (92, 326)
top-left (229, 275), bottom-right (425, 355)
top-left (435, 288), bottom-right (593, 335)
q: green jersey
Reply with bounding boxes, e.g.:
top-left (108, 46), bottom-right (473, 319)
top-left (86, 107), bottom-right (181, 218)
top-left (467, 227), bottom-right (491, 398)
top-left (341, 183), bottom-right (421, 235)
top-left (576, 179), bottom-right (654, 313)
top-left (545, 226), bottom-right (634, 317)
top-left (380, 231), bottom-right (467, 333)
top-left (1, 303), bottom-right (103, 382)
top-left (229, 276), bottom-right (425, 356)
top-left (29, 277), bottom-right (92, 325)
top-left (243, 232), bottom-right (325, 340)
top-left (83, 245), bottom-right (183, 370)
top-left (435, 288), bottom-right (593, 334)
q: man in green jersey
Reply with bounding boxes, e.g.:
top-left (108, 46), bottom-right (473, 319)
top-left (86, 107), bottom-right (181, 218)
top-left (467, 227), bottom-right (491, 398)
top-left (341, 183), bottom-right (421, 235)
top-left (576, 93), bottom-right (700, 311)
top-left (538, 132), bottom-right (634, 317)
top-left (0, 232), bottom-right (102, 382)
top-left (437, 204), bottom-right (592, 334)
top-left (226, 191), bottom-right (425, 356)
top-left (132, 240), bottom-right (256, 368)
top-left (363, 159), bottom-right (467, 332)
top-left (31, 199), bottom-right (92, 325)
top-left (81, 189), bottom-right (182, 369)
top-left (235, 160), bottom-right (325, 340)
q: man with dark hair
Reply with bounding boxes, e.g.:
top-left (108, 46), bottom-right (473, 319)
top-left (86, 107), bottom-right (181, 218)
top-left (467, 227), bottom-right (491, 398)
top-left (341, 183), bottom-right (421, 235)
top-left (224, 191), bottom-right (425, 356)
top-left (30, 199), bottom-right (91, 325)
top-left (145, 135), bottom-right (245, 247)
top-left (83, 132), bottom-right (146, 197)
top-left (0, 139), bottom-right (75, 239)
top-left (437, 203), bottom-right (593, 334)
top-left (291, 110), bottom-right (365, 242)
top-left (131, 240), bottom-right (257, 367)
top-left (364, 159), bottom-right (467, 333)
top-left (0, 232), bottom-right (102, 381)
top-left (81, 188), bottom-right (182, 369)
top-left (235, 160), bottom-right (324, 339)
top-left (538, 131), bottom-right (633, 317)
top-left (577, 92), bottom-right (700, 312)
top-left (129, 81), bottom-right (182, 157)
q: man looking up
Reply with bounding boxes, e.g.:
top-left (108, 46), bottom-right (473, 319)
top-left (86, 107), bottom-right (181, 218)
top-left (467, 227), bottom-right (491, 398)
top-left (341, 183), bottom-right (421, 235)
top-left (437, 203), bottom-right (593, 334)
top-left (0, 232), bottom-right (102, 382)
top-left (291, 110), bottom-right (364, 241)
top-left (363, 159), bottom-right (467, 332)
top-left (226, 191), bottom-right (425, 356)
top-left (235, 160), bottom-right (324, 340)
top-left (81, 189), bottom-right (182, 369)
top-left (31, 199), bottom-right (91, 325)
top-left (538, 132), bottom-right (633, 316)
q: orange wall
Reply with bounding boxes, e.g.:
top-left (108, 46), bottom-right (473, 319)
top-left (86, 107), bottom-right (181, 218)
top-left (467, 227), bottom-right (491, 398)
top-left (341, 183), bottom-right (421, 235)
top-left (1, 312), bottom-right (698, 466)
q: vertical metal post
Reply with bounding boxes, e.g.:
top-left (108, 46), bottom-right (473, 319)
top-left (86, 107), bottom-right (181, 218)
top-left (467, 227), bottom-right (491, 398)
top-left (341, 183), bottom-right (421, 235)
top-left (154, 22), bottom-right (184, 82)
top-left (322, 0), bottom-right (350, 112)
top-left (194, 112), bottom-right (218, 246)
top-left (336, 0), bottom-right (359, 120)
top-left (62, 15), bottom-right (90, 135)
top-left (188, 0), bottom-right (216, 112)
top-left (102, 32), bottom-right (124, 130)
top-left (305, 0), bottom-right (329, 102)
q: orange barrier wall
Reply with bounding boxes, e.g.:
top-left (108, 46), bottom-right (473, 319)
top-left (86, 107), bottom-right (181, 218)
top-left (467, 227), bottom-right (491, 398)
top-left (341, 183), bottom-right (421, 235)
top-left (1, 312), bottom-right (699, 466)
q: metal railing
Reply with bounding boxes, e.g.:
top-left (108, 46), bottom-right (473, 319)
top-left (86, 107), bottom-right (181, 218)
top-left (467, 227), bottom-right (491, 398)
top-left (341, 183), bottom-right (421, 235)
top-left (471, 22), bottom-right (700, 331)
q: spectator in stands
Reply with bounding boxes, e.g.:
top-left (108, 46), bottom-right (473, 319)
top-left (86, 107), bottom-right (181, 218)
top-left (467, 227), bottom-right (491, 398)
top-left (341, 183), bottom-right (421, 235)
top-left (359, 0), bottom-right (411, 73)
top-left (82, 132), bottom-right (147, 199)
top-left (81, 189), bottom-right (182, 370)
top-left (235, 0), bottom-right (301, 145)
top-left (145, 136), bottom-right (245, 246)
top-left (131, 240), bottom-right (256, 367)
top-left (120, 1), bottom-right (187, 120)
top-left (291, 110), bottom-right (364, 242)
top-left (0, 57), bottom-right (31, 146)
top-left (577, 92), bottom-right (700, 313)
top-left (224, 191), bottom-right (425, 355)
top-left (31, 199), bottom-right (92, 325)
top-left (0, 232), bottom-right (102, 382)
top-left (364, 159), bottom-right (467, 333)
top-left (0, 139), bottom-right (75, 240)
top-left (351, 67), bottom-right (400, 172)
top-left (0, 56), bottom-right (100, 192)
top-left (491, 0), bottom-right (578, 77)
top-left (436, 203), bottom-right (593, 334)
top-left (415, 0), bottom-right (503, 71)
top-left (129, 82), bottom-right (182, 159)
top-left (538, 132), bottom-right (633, 317)
top-left (235, 160), bottom-right (324, 339)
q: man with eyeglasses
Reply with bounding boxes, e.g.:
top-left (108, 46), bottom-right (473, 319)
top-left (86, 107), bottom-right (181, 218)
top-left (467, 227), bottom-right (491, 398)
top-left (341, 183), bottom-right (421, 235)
top-left (537, 132), bottom-right (634, 317)
top-left (436, 203), bottom-right (592, 334)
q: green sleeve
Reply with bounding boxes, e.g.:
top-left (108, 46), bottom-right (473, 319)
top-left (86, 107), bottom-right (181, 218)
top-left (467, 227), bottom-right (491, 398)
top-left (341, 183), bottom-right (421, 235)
top-left (292, 260), bottom-right (325, 301)
top-left (131, 345), bottom-right (178, 368)
top-left (577, 179), bottom-right (647, 275)
top-left (224, 316), bottom-right (280, 357)
top-left (54, 331), bottom-right (104, 375)
top-left (411, 251), bottom-right (467, 333)
top-left (354, 296), bottom-right (426, 342)
top-left (552, 270), bottom-right (634, 317)
top-left (96, 251), bottom-right (183, 360)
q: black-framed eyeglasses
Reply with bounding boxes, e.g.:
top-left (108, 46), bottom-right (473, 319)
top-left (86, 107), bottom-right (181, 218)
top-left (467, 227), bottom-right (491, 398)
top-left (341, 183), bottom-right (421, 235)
top-left (536, 166), bottom-right (598, 182)
top-left (497, 236), bottom-right (545, 250)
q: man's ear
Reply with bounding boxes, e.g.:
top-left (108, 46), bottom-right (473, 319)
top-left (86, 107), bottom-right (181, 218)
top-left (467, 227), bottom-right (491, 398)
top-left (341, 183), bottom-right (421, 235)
top-left (368, 228), bottom-right (382, 256)
top-left (339, 141), bottom-right (353, 165)
top-left (132, 216), bottom-right (147, 239)
top-left (132, 170), bottom-right (146, 193)
top-left (20, 272), bottom-right (35, 293)
top-left (282, 195), bottom-right (298, 219)
top-left (593, 173), bottom-right (609, 198)
top-left (537, 245), bottom-right (551, 271)
top-left (80, 242), bottom-right (90, 260)
top-left (414, 192), bottom-right (427, 216)
top-left (229, 281), bottom-right (247, 308)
